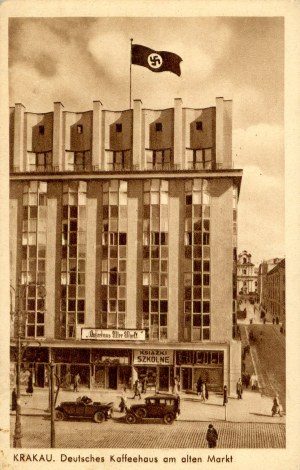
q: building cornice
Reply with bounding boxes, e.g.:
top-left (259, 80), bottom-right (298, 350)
top-left (10, 169), bottom-right (243, 193)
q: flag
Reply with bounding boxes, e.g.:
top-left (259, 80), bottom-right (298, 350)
top-left (131, 44), bottom-right (182, 76)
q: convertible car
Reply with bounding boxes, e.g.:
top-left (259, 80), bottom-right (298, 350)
top-left (125, 394), bottom-right (180, 424)
top-left (55, 396), bottom-right (114, 423)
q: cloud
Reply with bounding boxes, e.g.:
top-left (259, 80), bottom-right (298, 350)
top-left (237, 163), bottom-right (284, 265)
top-left (233, 123), bottom-right (284, 176)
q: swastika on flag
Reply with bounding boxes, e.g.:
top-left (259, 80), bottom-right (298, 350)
top-left (148, 53), bottom-right (163, 69)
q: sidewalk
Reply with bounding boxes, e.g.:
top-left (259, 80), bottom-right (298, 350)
top-left (11, 387), bottom-right (285, 424)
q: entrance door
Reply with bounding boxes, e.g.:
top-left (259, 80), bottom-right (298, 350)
top-left (36, 364), bottom-right (45, 387)
top-left (181, 368), bottom-right (193, 391)
top-left (158, 367), bottom-right (169, 391)
top-left (108, 366), bottom-right (118, 389)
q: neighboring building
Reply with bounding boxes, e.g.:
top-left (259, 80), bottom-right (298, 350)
top-left (258, 258), bottom-right (285, 325)
top-left (237, 251), bottom-right (258, 300)
top-left (9, 97), bottom-right (242, 394)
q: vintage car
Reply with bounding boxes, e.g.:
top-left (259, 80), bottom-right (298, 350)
top-left (125, 394), bottom-right (180, 424)
top-left (55, 396), bottom-right (114, 423)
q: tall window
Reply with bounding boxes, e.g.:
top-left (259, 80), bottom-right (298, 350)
top-left (60, 181), bottom-right (87, 339)
top-left (65, 150), bottom-right (91, 171)
top-left (184, 179), bottom-right (211, 341)
top-left (105, 150), bottom-right (131, 171)
top-left (21, 181), bottom-right (47, 338)
top-left (28, 151), bottom-right (53, 172)
top-left (186, 148), bottom-right (212, 170)
top-left (145, 149), bottom-right (172, 170)
top-left (142, 180), bottom-right (169, 340)
top-left (100, 180), bottom-right (128, 329)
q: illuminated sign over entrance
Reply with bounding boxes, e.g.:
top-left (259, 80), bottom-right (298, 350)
top-left (81, 329), bottom-right (145, 341)
top-left (134, 350), bottom-right (174, 365)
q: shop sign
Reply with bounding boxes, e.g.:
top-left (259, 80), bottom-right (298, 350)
top-left (81, 328), bottom-right (145, 341)
top-left (133, 349), bottom-right (173, 365)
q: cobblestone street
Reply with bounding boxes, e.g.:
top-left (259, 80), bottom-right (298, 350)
top-left (10, 415), bottom-right (285, 448)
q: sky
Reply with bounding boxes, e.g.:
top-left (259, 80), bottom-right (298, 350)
top-left (8, 17), bottom-right (284, 266)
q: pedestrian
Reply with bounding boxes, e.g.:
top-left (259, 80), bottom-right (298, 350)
top-left (11, 388), bottom-right (17, 411)
top-left (142, 376), bottom-right (148, 394)
top-left (201, 382), bottom-right (206, 402)
top-left (236, 378), bottom-right (243, 399)
top-left (119, 387), bottom-right (127, 412)
top-left (172, 377), bottom-right (179, 396)
top-left (197, 377), bottom-right (202, 396)
top-left (271, 395), bottom-right (282, 417)
top-left (206, 424), bottom-right (218, 448)
top-left (131, 379), bottom-right (142, 399)
top-left (250, 373), bottom-right (257, 390)
top-left (205, 381), bottom-right (209, 400)
top-left (26, 372), bottom-right (33, 395)
top-left (223, 385), bottom-right (228, 406)
top-left (73, 373), bottom-right (80, 392)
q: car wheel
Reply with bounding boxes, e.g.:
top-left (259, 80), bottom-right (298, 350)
top-left (125, 413), bottom-right (137, 424)
top-left (163, 413), bottom-right (175, 425)
top-left (55, 410), bottom-right (65, 421)
top-left (136, 407), bottom-right (147, 419)
top-left (93, 411), bottom-right (105, 423)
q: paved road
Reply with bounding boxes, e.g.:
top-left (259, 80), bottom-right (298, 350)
top-left (10, 415), bottom-right (285, 448)
top-left (246, 324), bottom-right (286, 410)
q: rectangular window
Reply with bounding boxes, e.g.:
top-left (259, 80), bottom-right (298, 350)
top-left (116, 123), bottom-right (122, 133)
top-left (39, 125), bottom-right (45, 135)
top-left (77, 125), bottom-right (83, 134)
top-left (155, 122), bottom-right (162, 132)
top-left (196, 121), bottom-right (203, 131)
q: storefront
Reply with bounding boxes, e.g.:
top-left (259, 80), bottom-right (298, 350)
top-left (133, 349), bottom-right (174, 392)
top-left (10, 342), bottom-right (225, 393)
top-left (175, 350), bottom-right (224, 392)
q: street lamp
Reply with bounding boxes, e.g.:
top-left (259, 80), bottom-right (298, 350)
top-left (10, 282), bottom-right (45, 448)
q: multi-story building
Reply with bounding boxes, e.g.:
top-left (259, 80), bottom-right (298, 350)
top-left (237, 250), bottom-right (258, 300)
top-left (9, 97), bottom-right (242, 394)
top-left (258, 258), bottom-right (285, 326)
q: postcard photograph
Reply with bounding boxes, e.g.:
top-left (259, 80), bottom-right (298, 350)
top-left (1, 3), bottom-right (299, 468)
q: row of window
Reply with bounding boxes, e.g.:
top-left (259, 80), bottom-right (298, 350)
top-left (25, 147), bottom-right (214, 172)
top-left (37, 121), bottom-right (205, 136)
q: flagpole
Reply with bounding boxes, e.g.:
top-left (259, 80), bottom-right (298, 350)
top-left (130, 38), bottom-right (133, 109)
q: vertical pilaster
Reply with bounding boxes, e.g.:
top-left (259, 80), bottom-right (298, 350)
top-left (13, 103), bottom-right (25, 172)
top-left (45, 194), bottom-right (57, 338)
top-left (216, 97), bottom-right (224, 168)
top-left (126, 191), bottom-right (138, 328)
top-left (223, 100), bottom-right (233, 168)
top-left (168, 185), bottom-right (179, 341)
top-left (133, 99), bottom-right (142, 169)
top-left (85, 192), bottom-right (97, 328)
top-left (53, 102), bottom-right (64, 171)
top-left (92, 101), bottom-right (103, 170)
top-left (174, 98), bottom-right (183, 168)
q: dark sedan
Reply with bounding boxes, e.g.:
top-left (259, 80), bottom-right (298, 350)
top-left (55, 396), bottom-right (113, 423)
top-left (125, 394), bottom-right (180, 424)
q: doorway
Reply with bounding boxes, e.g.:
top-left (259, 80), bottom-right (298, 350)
top-left (108, 366), bottom-right (118, 389)
top-left (181, 368), bottom-right (193, 391)
top-left (158, 367), bottom-right (169, 391)
top-left (35, 364), bottom-right (45, 387)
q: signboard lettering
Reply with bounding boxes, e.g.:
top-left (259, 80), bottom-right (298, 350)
top-left (81, 328), bottom-right (145, 341)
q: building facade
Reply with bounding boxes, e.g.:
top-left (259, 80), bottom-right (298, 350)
top-left (10, 97), bottom-right (242, 394)
top-left (258, 258), bottom-right (285, 326)
top-left (237, 250), bottom-right (258, 299)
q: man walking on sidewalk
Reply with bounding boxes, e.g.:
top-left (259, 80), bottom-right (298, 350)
top-left (206, 424), bottom-right (218, 448)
